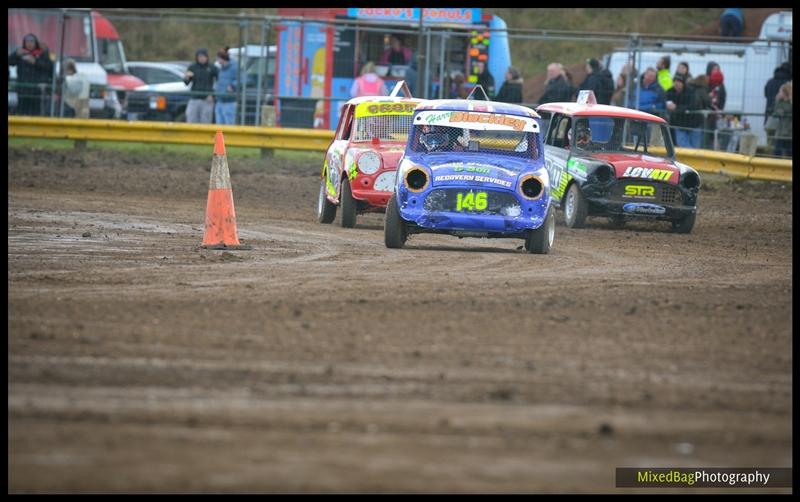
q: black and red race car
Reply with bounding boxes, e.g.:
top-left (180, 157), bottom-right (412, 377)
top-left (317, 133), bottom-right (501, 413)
top-left (536, 91), bottom-right (700, 233)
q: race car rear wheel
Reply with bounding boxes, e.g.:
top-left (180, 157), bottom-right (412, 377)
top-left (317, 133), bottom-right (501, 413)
top-left (384, 194), bottom-right (407, 249)
top-left (317, 179), bottom-right (337, 224)
top-left (563, 183), bottom-right (588, 228)
top-left (526, 205), bottom-right (555, 254)
top-left (671, 212), bottom-right (696, 234)
top-left (340, 179), bottom-right (357, 228)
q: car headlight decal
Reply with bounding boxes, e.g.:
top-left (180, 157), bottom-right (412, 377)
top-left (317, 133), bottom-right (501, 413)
top-left (357, 151), bottom-right (382, 175)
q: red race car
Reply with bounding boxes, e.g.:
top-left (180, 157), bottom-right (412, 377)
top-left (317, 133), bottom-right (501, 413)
top-left (317, 82), bottom-right (424, 228)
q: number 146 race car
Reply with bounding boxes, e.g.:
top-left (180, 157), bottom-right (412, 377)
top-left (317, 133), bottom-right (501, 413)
top-left (385, 90), bottom-right (555, 254)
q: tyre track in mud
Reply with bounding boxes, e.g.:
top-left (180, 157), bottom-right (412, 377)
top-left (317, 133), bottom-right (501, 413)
top-left (8, 148), bottom-right (792, 492)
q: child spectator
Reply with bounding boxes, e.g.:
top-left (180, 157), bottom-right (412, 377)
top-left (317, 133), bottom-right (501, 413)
top-left (350, 62), bottom-right (388, 97)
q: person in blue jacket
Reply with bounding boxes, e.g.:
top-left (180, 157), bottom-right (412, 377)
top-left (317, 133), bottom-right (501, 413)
top-left (633, 67), bottom-right (666, 117)
top-left (214, 47), bottom-right (238, 125)
top-left (720, 8), bottom-right (744, 38)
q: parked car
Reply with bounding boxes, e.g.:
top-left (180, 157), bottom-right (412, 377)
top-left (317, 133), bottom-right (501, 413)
top-left (124, 61), bottom-right (191, 121)
top-left (384, 88), bottom-right (554, 253)
top-left (228, 45), bottom-right (276, 125)
top-left (536, 91), bottom-right (701, 233)
top-left (318, 81), bottom-right (422, 228)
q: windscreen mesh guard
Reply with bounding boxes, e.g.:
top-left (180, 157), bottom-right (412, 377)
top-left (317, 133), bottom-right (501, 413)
top-left (410, 125), bottom-right (537, 159)
top-left (353, 115), bottom-right (413, 142)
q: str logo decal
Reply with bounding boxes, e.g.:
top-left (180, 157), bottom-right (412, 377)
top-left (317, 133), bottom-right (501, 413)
top-left (624, 185), bottom-right (656, 198)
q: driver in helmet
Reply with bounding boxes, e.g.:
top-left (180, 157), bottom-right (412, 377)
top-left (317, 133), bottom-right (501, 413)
top-left (573, 122), bottom-right (593, 150)
top-left (420, 124), bottom-right (449, 152)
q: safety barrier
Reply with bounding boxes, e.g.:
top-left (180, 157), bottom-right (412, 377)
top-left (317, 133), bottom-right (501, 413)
top-left (7, 116), bottom-right (334, 153)
top-left (650, 147), bottom-right (792, 183)
top-left (8, 116), bottom-right (792, 182)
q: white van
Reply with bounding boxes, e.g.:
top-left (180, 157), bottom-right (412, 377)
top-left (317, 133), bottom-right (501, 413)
top-left (603, 10), bottom-right (792, 147)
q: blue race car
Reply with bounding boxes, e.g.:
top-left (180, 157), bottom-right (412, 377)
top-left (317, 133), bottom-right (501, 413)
top-left (384, 96), bottom-right (554, 253)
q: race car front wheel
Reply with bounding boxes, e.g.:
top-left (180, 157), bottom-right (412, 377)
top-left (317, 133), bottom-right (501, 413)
top-left (564, 183), bottom-right (588, 228)
top-left (384, 194), bottom-right (408, 249)
top-left (340, 179), bottom-right (357, 228)
top-left (671, 212), bottom-right (696, 234)
top-left (317, 179), bottom-right (337, 224)
top-left (526, 205), bottom-right (555, 254)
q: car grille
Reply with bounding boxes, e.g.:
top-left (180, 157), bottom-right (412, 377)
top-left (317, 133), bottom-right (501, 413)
top-left (126, 91), bottom-right (150, 114)
top-left (610, 181), bottom-right (683, 205)
top-left (423, 189), bottom-right (521, 216)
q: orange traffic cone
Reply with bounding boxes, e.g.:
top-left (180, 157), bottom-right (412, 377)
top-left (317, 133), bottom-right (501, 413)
top-left (201, 131), bottom-right (250, 250)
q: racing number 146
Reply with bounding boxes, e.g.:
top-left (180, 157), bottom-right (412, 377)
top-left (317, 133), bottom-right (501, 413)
top-left (456, 191), bottom-right (487, 211)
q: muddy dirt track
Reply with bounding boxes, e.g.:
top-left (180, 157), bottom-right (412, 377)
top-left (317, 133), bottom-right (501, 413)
top-left (8, 146), bottom-right (792, 493)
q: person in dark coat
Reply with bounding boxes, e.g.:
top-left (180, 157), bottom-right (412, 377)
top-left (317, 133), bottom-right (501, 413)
top-left (538, 63), bottom-right (575, 104)
top-left (666, 74), bottom-right (703, 148)
top-left (474, 61), bottom-right (495, 98)
top-left (579, 58), bottom-right (614, 105)
top-left (494, 66), bottom-right (524, 104)
top-left (184, 48), bottom-right (219, 123)
top-left (8, 33), bottom-right (54, 116)
top-left (764, 62), bottom-right (791, 123)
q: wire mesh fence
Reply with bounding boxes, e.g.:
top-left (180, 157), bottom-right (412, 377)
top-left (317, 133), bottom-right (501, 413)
top-left (7, 8), bottom-right (792, 158)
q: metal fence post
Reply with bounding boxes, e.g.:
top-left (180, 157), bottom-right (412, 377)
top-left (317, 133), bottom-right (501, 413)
top-left (417, 10), bottom-right (425, 99)
top-left (424, 27), bottom-right (431, 99)
top-left (438, 31), bottom-right (447, 99)
top-left (50, 9), bottom-right (66, 118)
top-left (255, 19), bottom-right (266, 127)
top-left (239, 14), bottom-right (248, 126)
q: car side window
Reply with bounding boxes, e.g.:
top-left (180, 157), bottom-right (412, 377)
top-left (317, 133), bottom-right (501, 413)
top-left (336, 105), bottom-right (354, 141)
top-left (550, 116), bottom-right (572, 149)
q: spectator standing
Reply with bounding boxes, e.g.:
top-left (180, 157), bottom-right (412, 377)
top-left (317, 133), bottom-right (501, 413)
top-left (495, 66), bottom-right (524, 104)
top-left (635, 67), bottom-right (666, 116)
top-left (539, 63), bottom-right (574, 104)
top-left (214, 47), bottom-right (237, 125)
top-left (475, 61), bottom-right (495, 98)
top-left (666, 75), bottom-right (703, 148)
top-left (772, 81), bottom-right (792, 157)
top-left (720, 8), bottom-right (745, 38)
top-left (687, 74), bottom-right (712, 148)
top-left (656, 55), bottom-right (673, 92)
top-left (350, 62), bottom-right (388, 97)
top-left (674, 61), bottom-right (692, 80)
top-left (764, 62), bottom-right (792, 148)
top-left (448, 70), bottom-right (467, 99)
top-left (62, 59), bottom-right (89, 119)
top-left (708, 68), bottom-right (727, 147)
top-left (705, 61), bottom-right (721, 77)
top-left (184, 48), bottom-right (218, 124)
top-left (579, 58), bottom-right (614, 105)
top-left (379, 35), bottom-right (412, 66)
top-left (8, 33), bottom-right (54, 116)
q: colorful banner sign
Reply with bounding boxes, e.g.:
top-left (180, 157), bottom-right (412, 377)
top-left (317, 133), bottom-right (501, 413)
top-left (346, 8), bottom-right (482, 25)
